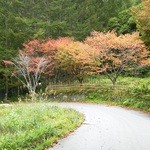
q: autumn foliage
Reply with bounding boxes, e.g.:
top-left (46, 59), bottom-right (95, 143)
top-left (15, 31), bottom-right (149, 86)
top-left (85, 31), bottom-right (149, 85)
top-left (21, 37), bottom-right (73, 76)
top-left (55, 41), bottom-right (95, 83)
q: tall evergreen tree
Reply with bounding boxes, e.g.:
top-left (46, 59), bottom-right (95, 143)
top-left (0, 0), bottom-right (141, 98)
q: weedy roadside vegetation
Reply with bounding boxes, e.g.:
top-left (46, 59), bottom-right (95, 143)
top-left (0, 103), bottom-right (84, 150)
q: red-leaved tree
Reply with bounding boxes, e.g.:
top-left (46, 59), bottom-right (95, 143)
top-left (22, 38), bottom-right (73, 76)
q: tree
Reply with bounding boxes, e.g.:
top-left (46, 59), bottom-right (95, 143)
top-left (13, 53), bottom-right (47, 100)
top-left (0, 0), bottom-right (142, 95)
top-left (0, 60), bottom-right (14, 101)
top-left (85, 31), bottom-right (149, 85)
top-left (132, 0), bottom-right (150, 48)
top-left (107, 9), bottom-right (137, 34)
top-left (55, 41), bottom-right (95, 84)
top-left (21, 38), bottom-right (72, 76)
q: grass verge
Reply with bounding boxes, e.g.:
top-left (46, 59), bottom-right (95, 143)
top-left (45, 83), bottom-right (150, 113)
top-left (0, 103), bottom-right (84, 150)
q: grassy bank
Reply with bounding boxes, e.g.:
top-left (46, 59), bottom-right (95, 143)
top-left (0, 103), bottom-right (84, 150)
top-left (45, 76), bottom-right (150, 112)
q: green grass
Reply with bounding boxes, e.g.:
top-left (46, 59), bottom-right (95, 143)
top-left (83, 97), bottom-right (150, 113)
top-left (45, 76), bottom-right (150, 112)
top-left (86, 75), bottom-right (150, 87)
top-left (0, 103), bottom-right (84, 150)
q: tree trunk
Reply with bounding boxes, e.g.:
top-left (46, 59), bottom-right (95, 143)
top-left (77, 77), bottom-right (83, 85)
top-left (30, 91), bottom-right (36, 101)
top-left (4, 75), bottom-right (8, 102)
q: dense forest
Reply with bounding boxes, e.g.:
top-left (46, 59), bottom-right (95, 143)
top-left (0, 0), bottom-right (140, 57)
top-left (1, 1), bottom-right (150, 149)
top-left (0, 0), bottom-right (148, 100)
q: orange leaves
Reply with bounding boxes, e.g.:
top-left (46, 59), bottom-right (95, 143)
top-left (22, 37), bottom-right (73, 56)
top-left (20, 37), bottom-right (73, 76)
top-left (22, 40), bottom-right (41, 56)
top-left (85, 31), bottom-right (148, 71)
top-left (21, 38), bottom-right (93, 79)
top-left (55, 41), bottom-right (91, 69)
top-left (40, 37), bottom-right (72, 54)
top-left (55, 37), bottom-right (73, 48)
top-left (55, 41), bottom-right (95, 83)
top-left (86, 31), bottom-right (145, 52)
top-left (85, 31), bottom-right (149, 84)
top-left (40, 39), bottom-right (56, 53)
top-left (18, 31), bottom-right (149, 84)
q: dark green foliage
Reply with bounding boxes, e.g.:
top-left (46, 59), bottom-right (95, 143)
top-left (0, 0), bottom-right (140, 52)
top-left (107, 9), bottom-right (137, 34)
top-left (0, 0), bottom-right (141, 96)
top-left (130, 66), bottom-right (150, 77)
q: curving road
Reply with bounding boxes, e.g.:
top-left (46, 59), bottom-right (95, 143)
top-left (49, 102), bottom-right (150, 150)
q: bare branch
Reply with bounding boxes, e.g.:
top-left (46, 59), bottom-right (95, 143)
top-left (13, 54), bottom-right (47, 100)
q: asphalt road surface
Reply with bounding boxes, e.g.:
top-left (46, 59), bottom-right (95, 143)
top-left (49, 102), bottom-right (150, 150)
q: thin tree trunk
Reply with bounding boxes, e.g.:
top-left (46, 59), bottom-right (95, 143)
top-left (5, 75), bottom-right (8, 102)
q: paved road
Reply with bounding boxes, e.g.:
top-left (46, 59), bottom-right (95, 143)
top-left (49, 102), bottom-right (150, 150)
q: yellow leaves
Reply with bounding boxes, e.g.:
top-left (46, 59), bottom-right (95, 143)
top-left (56, 41), bottom-right (92, 65)
top-left (55, 41), bottom-right (95, 78)
top-left (141, 58), bottom-right (150, 66)
top-left (132, 0), bottom-right (150, 30)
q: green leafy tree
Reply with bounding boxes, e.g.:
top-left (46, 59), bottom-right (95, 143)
top-left (107, 9), bottom-right (137, 34)
top-left (132, 0), bottom-right (150, 48)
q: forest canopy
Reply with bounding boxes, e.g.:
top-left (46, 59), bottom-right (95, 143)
top-left (1, 0), bottom-right (148, 99)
